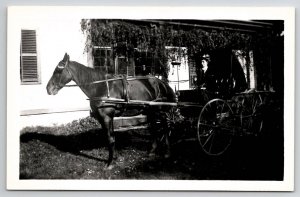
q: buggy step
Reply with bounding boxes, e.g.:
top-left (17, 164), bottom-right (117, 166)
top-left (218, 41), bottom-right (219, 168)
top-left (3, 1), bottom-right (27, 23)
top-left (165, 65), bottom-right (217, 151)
top-left (114, 125), bottom-right (149, 132)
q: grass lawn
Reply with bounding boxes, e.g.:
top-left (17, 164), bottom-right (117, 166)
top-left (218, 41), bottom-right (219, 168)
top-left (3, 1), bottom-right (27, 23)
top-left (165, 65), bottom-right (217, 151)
top-left (20, 116), bottom-right (284, 180)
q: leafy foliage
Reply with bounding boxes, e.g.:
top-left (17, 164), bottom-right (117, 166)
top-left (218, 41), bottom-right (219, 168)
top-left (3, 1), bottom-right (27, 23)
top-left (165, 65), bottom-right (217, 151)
top-left (81, 19), bottom-right (258, 56)
top-left (81, 19), bottom-right (283, 90)
top-left (21, 116), bottom-right (101, 136)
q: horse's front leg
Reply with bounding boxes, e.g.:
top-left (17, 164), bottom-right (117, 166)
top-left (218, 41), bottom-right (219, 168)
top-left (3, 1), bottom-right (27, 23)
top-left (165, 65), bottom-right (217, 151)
top-left (96, 106), bottom-right (116, 170)
top-left (103, 116), bottom-right (115, 169)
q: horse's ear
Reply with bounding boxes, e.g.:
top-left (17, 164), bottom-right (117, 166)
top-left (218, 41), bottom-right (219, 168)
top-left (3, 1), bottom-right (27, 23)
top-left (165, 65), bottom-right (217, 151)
top-left (63, 53), bottom-right (68, 61)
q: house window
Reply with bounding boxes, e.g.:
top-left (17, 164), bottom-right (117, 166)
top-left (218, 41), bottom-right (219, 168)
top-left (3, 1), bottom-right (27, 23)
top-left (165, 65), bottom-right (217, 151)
top-left (115, 55), bottom-right (135, 77)
top-left (93, 46), bottom-right (114, 73)
top-left (134, 50), bottom-right (154, 76)
top-left (20, 29), bottom-right (40, 84)
top-left (189, 60), bottom-right (197, 88)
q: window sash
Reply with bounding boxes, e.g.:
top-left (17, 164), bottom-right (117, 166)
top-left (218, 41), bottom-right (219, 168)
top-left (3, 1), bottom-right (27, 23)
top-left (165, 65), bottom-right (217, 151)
top-left (93, 46), bottom-right (115, 74)
top-left (93, 47), bottom-right (112, 67)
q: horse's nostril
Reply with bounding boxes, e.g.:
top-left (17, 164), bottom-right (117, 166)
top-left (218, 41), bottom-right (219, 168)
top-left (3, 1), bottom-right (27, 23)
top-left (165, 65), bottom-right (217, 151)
top-left (46, 86), bottom-right (51, 95)
top-left (46, 82), bottom-right (53, 95)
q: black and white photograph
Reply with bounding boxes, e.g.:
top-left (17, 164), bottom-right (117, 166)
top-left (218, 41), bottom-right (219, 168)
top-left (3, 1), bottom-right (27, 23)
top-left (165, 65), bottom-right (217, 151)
top-left (6, 6), bottom-right (294, 191)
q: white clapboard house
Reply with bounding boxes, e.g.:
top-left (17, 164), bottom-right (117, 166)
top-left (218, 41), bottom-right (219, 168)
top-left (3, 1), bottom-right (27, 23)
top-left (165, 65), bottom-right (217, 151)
top-left (15, 18), bottom-right (279, 128)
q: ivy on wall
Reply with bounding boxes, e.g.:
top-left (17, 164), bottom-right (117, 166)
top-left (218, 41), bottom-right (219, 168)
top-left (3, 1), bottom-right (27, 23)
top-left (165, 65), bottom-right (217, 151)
top-left (81, 19), bottom-right (283, 90)
top-left (81, 19), bottom-right (258, 56)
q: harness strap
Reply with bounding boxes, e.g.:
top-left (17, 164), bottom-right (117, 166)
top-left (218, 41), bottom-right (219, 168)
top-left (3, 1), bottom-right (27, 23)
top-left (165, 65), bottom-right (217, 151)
top-left (155, 80), bottom-right (162, 101)
top-left (122, 75), bottom-right (130, 102)
top-left (105, 74), bottom-right (110, 98)
top-left (57, 59), bottom-right (72, 87)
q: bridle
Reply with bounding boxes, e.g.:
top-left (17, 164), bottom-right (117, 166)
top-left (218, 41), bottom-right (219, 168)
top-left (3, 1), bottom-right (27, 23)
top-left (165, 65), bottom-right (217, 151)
top-left (56, 60), bottom-right (73, 88)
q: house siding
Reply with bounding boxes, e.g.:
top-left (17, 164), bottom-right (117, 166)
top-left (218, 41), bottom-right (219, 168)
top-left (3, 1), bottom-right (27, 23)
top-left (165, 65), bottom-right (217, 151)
top-left (15, 18), bottom-right (90, 127)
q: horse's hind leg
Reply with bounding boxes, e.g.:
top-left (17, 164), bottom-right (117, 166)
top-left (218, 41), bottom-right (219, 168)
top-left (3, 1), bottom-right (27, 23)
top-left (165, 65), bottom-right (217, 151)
top-left (107, 118), bottom-right (116, 167)
top-left (149, 108), bottom-right (173, 159)
top-left (164, 130), bottom-right (171, 158)
top-left (147, 109), bottom-right (159, 157)
top-left (149, 131), bottom-right (158, 157)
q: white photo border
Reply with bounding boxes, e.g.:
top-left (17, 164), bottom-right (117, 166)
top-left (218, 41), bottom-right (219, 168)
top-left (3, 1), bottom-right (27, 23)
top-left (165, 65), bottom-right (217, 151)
top-left (7, 6), bottom-right (295, 191)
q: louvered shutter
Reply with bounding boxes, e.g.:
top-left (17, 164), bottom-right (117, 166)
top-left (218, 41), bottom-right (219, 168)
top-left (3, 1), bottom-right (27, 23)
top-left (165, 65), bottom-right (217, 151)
top-left (20, 30), bottom-right (39, 83)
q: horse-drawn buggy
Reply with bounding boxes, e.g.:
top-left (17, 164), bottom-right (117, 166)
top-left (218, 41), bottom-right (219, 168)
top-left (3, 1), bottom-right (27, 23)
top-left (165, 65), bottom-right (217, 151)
top-left (46, 52), bottom-right (275, 168)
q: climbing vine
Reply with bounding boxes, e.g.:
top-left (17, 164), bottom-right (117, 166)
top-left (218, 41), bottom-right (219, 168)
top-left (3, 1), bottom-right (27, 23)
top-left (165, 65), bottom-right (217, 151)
top-left (81, 19), bottom-right (257, 56)
top-left (81, 19), bottom-right (283, 89)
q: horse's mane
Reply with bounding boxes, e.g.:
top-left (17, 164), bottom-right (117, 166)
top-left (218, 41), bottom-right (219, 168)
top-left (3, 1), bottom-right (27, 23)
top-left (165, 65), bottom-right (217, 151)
top-left (69, 61), bottom-right (108, 84)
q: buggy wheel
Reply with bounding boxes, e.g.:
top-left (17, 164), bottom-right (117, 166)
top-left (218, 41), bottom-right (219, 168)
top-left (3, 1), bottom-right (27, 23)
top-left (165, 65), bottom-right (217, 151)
top-left (197, 99), bottom-right (234, 155)
top-left (240, 93), bottom-right (264, 134)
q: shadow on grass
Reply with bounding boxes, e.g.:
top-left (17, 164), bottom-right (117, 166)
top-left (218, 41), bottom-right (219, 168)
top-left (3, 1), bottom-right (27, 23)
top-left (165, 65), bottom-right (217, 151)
top-left (20, 112), bottom-right (284, 180)
top-left (128, 133), bottom-right (284, 180)
top-left (20, 128), bottom-right (152, 163)
top-left (21, 129), bottom-right (107, 162)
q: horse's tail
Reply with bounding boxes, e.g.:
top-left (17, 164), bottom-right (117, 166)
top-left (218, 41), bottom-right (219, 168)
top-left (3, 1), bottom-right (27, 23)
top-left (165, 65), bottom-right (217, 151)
top-left (156, 78), bottom-right (177, 102)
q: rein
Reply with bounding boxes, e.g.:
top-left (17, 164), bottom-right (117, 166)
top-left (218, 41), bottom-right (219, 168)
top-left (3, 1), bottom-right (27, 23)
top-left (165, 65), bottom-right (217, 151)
top-left (64, 76), bottom-right (158, 87)
top-left (61, 66), bottom-right (162, 102)
top-left (64, 76), bottom-right (124, 87)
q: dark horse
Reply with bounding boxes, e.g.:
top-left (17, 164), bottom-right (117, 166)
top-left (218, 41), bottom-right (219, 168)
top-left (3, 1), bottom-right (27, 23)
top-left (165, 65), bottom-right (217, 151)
top-left (46, 53), bottom-right (176, 169)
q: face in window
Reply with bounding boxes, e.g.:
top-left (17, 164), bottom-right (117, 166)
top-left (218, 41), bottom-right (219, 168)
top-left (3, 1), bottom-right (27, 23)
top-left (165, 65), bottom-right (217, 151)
top-left (201, 54), bottom-right (210, 73)
top-left (201, 59), bottom-right (208, 73)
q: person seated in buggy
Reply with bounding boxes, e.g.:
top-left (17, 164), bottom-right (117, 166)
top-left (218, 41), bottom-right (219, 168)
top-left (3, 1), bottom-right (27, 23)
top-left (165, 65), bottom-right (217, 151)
top-left (198, 54), bottom-right (212, 88)
top-left (198, 53), bottom-right (217, 103)
top-left (198, 52), bottom-right (247, 103)
top-left (177, 49), bottom-right (248, 105)
top-left (176, 53), bottom-right (216, 105)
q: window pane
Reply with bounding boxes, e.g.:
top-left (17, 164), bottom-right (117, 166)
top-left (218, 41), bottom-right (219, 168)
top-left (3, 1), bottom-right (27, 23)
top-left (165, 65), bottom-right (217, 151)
top-left (94, 57), bottom-right (105, 67)
top-left (117, 57), bottom-right (127, 75)
top-left (93, 49), bottom-right (101, 57)
top-left (107, 50), bottom-right (112, 57)
top-left (100, 49), bottom-right (106, 57)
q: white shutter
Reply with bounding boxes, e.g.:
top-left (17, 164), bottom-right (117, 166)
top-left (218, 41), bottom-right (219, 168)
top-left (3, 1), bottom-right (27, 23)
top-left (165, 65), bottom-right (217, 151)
top-left (21, 29), bottom-right (39, 83)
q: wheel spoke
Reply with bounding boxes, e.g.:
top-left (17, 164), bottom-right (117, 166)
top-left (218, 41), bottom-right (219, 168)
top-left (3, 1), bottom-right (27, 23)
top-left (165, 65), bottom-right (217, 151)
top-left (240, 93), bottom-right (264, 134)
top-left (252, 98), bottom-right (258, 113)
top-left (220, 103), bottom-right (225, 114)
top-left (202, 129), bottom-right (214, 147)
top-left (208, 131), bottom-right (216, 153)
top-left (197, 99), bottom-right (233, 155)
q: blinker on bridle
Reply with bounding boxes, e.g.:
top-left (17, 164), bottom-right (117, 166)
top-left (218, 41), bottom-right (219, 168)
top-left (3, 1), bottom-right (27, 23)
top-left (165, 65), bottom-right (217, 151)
top-left (57, 61), bottom-right (68, 69)
top-left (57, 59), bottom-right (71, 76)
top-left (55, 59), bottom-right (72, 87)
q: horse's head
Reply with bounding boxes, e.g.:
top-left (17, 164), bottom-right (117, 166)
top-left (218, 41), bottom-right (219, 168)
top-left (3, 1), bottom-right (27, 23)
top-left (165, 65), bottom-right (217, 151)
top-left (46, 53), bottom-right (73, 95)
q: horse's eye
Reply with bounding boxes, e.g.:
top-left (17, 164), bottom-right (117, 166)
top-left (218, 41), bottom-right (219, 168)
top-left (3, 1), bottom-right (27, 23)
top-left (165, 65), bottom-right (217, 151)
top-left (55, 67), bottom-right (64, 73)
